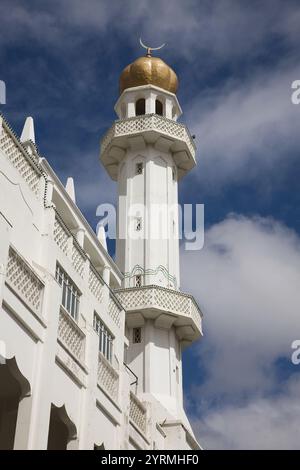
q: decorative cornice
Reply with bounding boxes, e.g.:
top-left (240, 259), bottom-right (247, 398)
top-left (115, 284), bottom-right (203, 342)
top-left (100, 113), bottom-right (196, 181)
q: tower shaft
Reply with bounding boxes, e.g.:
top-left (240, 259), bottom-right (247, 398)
top-left (116, 146), bottom-right (180, 290)
top-left (99, 54), bottom-right (202, 424)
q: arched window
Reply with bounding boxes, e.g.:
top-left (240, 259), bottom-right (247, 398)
top-left (155, 99), bottom-right (163, 116)
top-left (135, 98), bottom-right (145, 116)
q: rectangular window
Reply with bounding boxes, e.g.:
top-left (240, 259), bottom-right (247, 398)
top-left (135, 274), bottom-right (142, 287)
top-left (136, 163), bottom-right (143, 175)
top-left (56, 264), bottom-right (80, 320)
top-left (133, 327), bottom-right (142, 344)
top-left (93, 313), bottom-right (114, 363)
top-left (136, 217), bottom-right (142, 231)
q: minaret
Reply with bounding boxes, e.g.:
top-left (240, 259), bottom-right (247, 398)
top-left (100, 44), bottom-right (203, 438)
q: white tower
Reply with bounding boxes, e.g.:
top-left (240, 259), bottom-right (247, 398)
top-left (100, 46), bottom-right (203, 445)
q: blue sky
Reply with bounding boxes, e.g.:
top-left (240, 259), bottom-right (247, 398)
top-left (1, 0), bottom-right (300, 449)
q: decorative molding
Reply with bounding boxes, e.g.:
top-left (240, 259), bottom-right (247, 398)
top-left (101, 114), bottom-right (195, 159)
top-left (100, 113), bottom-right (196, 180)
top-left (124, 264), bottom-right (177, 289)
top-left (115, 285), bottom-right (203, 339)
top-left (0, 113), bottom-right (42, 195)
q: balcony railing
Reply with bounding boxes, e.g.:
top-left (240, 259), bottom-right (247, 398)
top-left (88, 264), bottom-right (104, 303)
top-left (97, 352), bottom-right (119, 402)
top-left (71, 241), bottom-right (86, 279)
top-left (115, 285), bottom-right (202, 334)
top-left (53, 216), bottom-right (69, 255)
top-left (129, 392), bottom-right (147, 436)
top-left (101, 114), bottom-right (196, 160)
top-left (53, 214), bottom-right (87, 279)
top-left (108, 294), bottom-right (122, 328)
top-left (5, 246), bottom-right (44, 316)
top-left (58, 307), bottom-right (85, 364)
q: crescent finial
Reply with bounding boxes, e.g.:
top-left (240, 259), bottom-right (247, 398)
top-left (139, 37), bottom-right (166, 57)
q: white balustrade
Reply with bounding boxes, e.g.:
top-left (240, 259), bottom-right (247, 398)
top-left (6, 247), bottom-right (44, 315)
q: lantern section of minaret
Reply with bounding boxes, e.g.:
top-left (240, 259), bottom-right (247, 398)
top-left (99, 47), bottom-right (203, 418)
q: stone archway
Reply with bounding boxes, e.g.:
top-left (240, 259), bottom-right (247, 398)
top-left (0, 357), bottom-right (31, 449)
top-left (47, 404), bottom-right (77, 450)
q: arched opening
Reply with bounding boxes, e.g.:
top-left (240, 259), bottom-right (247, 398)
top-left (155, 99), bottom-right (163, 116)
top-left (0, 357), bottom-right (31, 450)
top-left (135, 98), bottom-right (145, 116)
top-left (47, 404), bottom-right (77, 450)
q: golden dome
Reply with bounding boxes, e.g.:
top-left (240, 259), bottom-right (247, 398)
top-left (119, 55), bottom-right (178, 95)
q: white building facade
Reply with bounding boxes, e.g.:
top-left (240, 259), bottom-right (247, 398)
top-left (0, 51), bottom-right (203, 450)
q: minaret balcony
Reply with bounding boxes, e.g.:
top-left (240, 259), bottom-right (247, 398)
top-left (100, 114), bottom-right (197, 180)
top-left (114, 285), bottom-right (203, 346)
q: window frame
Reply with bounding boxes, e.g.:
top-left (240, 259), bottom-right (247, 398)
top-left (135, 274), bottom-right (142, 287)
top-left (133, 327), bottom-right (142, 344)
top-left (93, 313), bottom-right (114, 363)
top-left (136, 162), bottom-right (143, 175)
top-left (135, 217), bottom-right (142, 231)
top-left (56, 264), bottom-right (80, 321)
top-left (155, 99), bottom-right (163, 116)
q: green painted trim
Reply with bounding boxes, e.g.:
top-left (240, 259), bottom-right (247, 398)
top-left (124, 264), bottom-right (177, 289)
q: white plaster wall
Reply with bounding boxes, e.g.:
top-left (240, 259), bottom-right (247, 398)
top-left (0, 302), bottom-right (38, 386)
top-left (126, 325), bottom-right (145, 395)
top-left (0, 111), bottom-right (200, 450)
top-left (117, 147), bottom-right (180, 289)
top-left (0, 124), bottom-right (131, 450)
top-left (93, 405), bottom-right (118, 449)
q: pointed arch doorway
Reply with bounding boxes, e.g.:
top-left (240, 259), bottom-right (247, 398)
top-left (0, 357), bottom-right (31, 449)
top-left (47, 404), bottom-right (77, 450)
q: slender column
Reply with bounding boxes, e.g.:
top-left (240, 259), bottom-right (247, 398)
top-left (127, 101), bottom-right (135, 118)
top-left (165, 97), bottom-right (173, 119)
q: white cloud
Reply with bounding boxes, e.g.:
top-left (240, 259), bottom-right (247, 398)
top-left (2, 1), bottom-right (300, 193)
top-left (1, 1), bottom-right (300, 62)
top-left (185, 61), bottom-right (300, 188)
top-left (192, 377), bottom-right (300, 450)
top-left (181, 215), bottom-right (300, 448)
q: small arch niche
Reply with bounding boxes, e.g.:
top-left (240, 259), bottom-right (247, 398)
top-left (155, 99), bottom-right (163, 116)
top-left (135, 98), bottom-right (145, 116)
